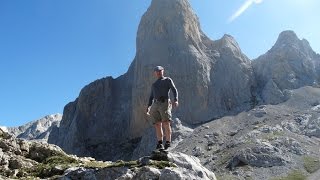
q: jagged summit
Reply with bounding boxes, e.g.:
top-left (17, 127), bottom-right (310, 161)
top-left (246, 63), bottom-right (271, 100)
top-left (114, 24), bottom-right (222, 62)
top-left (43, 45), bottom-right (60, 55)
top-left (271, 30), bottom-right (315, 57)
top-left (253, 30), bottom-right (320, 104)
top-left (137, 0), bottom-right (202, 51)
top-left (275, 30), bottom-right (299, 46)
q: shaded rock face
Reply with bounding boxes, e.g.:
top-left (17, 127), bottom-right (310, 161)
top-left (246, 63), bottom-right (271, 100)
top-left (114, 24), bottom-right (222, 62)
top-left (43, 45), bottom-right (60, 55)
top-left (49, 0), bottom-right (256, 160)
top-left (49, 76), bottom-right (133, 160)
top-left (8, 114), bottom-right (62, 142)
top-left (253, 30), bottom-right (320, 104)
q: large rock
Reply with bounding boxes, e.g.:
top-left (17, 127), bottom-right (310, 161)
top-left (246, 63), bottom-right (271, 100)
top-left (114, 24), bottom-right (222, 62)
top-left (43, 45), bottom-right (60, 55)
top-left (253, 30), bottom-right (320, 104)
top-left (49, 0), bottom-right (256, 161)
top-left (62, 151), bottom-right (217, 180)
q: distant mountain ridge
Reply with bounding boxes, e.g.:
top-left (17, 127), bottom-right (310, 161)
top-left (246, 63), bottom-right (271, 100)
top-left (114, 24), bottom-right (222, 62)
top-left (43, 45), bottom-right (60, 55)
top-left (8, 113), bottom-right (62, 142)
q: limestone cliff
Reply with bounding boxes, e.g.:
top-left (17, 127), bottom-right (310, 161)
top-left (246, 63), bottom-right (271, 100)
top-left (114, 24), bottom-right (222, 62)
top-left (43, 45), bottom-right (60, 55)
top-left (253, 30), bottom-right (320, 104)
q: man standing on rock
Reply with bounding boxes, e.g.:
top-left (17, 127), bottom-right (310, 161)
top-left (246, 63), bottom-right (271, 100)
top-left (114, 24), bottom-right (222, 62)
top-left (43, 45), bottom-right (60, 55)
top-left (146, 66), bottom-right (179, 150)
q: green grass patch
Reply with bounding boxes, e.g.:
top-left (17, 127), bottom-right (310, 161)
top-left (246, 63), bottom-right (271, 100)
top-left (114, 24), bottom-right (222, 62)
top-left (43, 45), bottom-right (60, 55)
top-left (108, 160), bottom-right (139, 168)
top-left (43, 155), bottom-right (78, 165)
top-left (149, 160), bottom-right (177, 169)
top-left (303, 156), bottom-right (320, 173)
top-left (272, 170), bottom-right (306, 180)
top-left (262, 131), bottom-right (284, 141)
top-left (18, 155), bottom-right (79, 179)
top-left (83, 161), bottom-right (111, 168)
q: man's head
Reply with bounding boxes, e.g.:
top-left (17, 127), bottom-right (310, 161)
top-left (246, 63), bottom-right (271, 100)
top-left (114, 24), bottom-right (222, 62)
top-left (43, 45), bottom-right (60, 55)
top-left (154, 66), bottom-right (164, 78)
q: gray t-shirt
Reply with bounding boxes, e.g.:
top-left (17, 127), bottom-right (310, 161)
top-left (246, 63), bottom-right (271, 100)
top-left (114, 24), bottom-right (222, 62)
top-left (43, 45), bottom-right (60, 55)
top-left (148, 76), bottom-right (178, 106)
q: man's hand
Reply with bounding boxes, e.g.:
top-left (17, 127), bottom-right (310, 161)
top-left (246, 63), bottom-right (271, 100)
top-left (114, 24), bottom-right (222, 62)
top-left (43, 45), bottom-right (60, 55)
top-left (172, 101), bottom-right (179, 108)
top-left (146, 106), bottom-right (151, 115)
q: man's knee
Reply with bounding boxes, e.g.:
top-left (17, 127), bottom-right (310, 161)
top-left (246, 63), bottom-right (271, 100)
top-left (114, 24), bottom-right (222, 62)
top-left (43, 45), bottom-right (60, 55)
top-left (162, 121), bottom-right (171, 127)
top-left (154, 122), bottom-right (162, 128)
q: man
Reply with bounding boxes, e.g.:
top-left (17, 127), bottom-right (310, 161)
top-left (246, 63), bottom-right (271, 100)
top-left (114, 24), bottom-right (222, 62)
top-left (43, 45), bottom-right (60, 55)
top-left (146, 65), bottom-right (179, 150)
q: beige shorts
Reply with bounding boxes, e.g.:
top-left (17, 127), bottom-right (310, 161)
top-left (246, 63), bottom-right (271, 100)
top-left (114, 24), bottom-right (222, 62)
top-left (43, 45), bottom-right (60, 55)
top-left (150, 99), bottom-right (172, 124)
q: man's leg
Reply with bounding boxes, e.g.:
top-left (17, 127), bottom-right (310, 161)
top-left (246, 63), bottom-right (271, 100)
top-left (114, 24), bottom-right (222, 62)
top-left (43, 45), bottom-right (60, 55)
top-left (162, 121), bottom-right (171, 142)
top-left (154, 122), bottom-right (164, 149)
top-left (163, 120), bottom-right (172, 149)
top-left (154, 122), bottom-right (163, 142)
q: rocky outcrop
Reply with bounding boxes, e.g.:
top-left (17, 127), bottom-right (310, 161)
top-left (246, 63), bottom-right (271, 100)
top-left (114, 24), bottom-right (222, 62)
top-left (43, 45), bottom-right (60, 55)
top-left (0, 127), bottom-right (69, 178)
top-left (49, 0), bottom-right (256, 161)
top-left (7, 114), bottom-right (62, 142)
top-left (63, 151), bottom-right (217, 180)
top-left (1, 128), bottom-right (216, 179)
top-left (253, 30), bottom-right (320, 104)
top-left (226, 142), bottom-right (287, 170)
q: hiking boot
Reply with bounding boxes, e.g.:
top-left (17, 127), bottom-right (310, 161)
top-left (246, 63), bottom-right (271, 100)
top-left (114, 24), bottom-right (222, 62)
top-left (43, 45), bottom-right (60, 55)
top-left (156, 143), bottom-right (164, 150)
top-left (164, 141), bottom-right (171, 150)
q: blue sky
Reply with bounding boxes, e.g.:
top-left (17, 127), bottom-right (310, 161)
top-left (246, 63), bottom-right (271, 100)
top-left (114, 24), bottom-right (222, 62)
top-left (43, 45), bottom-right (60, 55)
top-left (0, 0), bottom-right (319, 127)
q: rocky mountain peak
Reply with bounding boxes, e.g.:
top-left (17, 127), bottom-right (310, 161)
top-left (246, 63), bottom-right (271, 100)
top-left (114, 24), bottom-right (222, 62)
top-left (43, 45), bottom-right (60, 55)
top-left (212, 34), bottom-right (243, 57)
top-left (271, 30), bottom-right (315, 57)
top-left (275, 30), bottom-right (299, 45)
top-left (253, 30), bottom-right (320, 104)
top-left (137, 0), bottom-right (202, 51)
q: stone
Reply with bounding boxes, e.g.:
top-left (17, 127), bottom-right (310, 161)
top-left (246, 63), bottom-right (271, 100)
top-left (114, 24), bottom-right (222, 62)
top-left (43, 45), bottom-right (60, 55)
top-left (167, 152), bottom-right (217, 180)
top-left (134, 166), bottom-right (161, 180)
top-left (226, 142), bottom-right (286, 170)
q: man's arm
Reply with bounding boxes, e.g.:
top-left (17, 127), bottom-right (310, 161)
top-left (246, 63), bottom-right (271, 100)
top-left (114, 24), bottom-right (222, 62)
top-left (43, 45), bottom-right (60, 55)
top-left (168, 78), bottom-right (179, 107)
top-left (147, 86), bottom-right (154, 114)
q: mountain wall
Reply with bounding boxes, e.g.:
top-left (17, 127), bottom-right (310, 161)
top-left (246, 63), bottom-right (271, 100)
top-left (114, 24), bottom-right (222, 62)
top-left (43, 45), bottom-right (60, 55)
top-left (48, 0), bottom-right (319, 161)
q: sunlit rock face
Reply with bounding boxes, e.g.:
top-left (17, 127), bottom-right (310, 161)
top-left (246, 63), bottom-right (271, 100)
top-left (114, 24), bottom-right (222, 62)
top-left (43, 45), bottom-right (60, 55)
top-left (253, 30), bottom-right (320, 104)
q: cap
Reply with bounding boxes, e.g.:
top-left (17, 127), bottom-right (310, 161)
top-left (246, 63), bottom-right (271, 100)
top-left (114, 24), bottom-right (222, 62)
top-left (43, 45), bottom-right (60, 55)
top-left (154, 66), bottom-right (164, 71)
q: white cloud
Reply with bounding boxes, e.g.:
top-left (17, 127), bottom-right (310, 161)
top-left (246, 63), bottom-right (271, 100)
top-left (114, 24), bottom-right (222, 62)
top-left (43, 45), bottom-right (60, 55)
top-left (228, 0), bottom-right (264, 23)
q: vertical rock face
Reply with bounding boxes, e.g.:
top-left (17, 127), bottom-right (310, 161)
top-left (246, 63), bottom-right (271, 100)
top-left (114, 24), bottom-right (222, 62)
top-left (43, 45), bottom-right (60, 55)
top-left (49, 75), bottom-right (133, 160)
top-left (129, 0), bottom-right (255, 136)
top-left (129, 0), bottom-right (212, 135)
top-left (253, 30), bottom-right (320, 104)
top-left (49, 0), bottom-right (256, 160)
